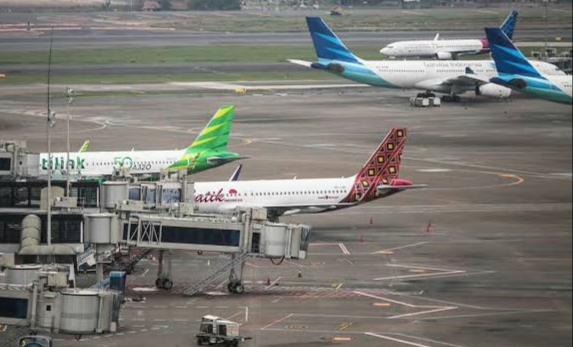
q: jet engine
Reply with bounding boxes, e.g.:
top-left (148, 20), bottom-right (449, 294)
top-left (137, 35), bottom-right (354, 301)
top-left (475, 83), bottom-right (512, 99)
top-left (435, 52), bottom-right (454, 60)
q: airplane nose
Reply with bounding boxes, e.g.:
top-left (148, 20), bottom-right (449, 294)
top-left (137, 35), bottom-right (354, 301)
top-left (380, 47), bottom-right (390, 55)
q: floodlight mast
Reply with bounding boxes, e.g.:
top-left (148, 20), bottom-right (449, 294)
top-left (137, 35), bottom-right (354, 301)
top-left (47, 27), bottom-right (54, 246)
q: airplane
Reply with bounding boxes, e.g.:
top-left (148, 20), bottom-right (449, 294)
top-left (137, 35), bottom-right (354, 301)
top-left (380, 10), bottom-right (519, 60)
top-left (289, 17), bottom-right (564, 102)
top-left (193, 127), bottom-right (422, 221)
top-left (39, 105), bottom-right (248, 179)
top-left (484, 27), bottom-right (572, 105)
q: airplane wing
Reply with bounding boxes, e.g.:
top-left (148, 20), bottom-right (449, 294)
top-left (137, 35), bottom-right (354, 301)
top-left (443, 68), bottom-right (491, 87)
top-left (288, 59), bottom-right (314, 68)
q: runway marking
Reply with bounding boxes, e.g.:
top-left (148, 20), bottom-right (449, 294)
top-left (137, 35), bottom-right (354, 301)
top-left (225, 311), bottom-right (244, 321)
top-left (338, 322), bottom-right (353, 331)
top-left (261, 314), bottom-right (294, 330)
top-left (498, 173), bottom-right (525, 187)
top-left (335, 283), bottom-right (344, 291)
top-left (374, 264), bottom-right (466, 281)
top-left (265, 277), bottom-right (283, 290)
top-left (366, 333), bottom-right (433, 347)
top-left (476, 9), bottom-right (499, 14)
top-left (395, 334), bottom-right (475, 347)
top-left (339, 243), bottom-right (351, 255)
top-left (354, 291), bottom-right (458, 320)
top-left (389, 306), bottom-right (458, 320)
top-left (402, 10), bottom-right (425, 15)
top-left (418, 168), bottom-right (452, 173)
top-left (373, 242), bottom-right (429, 254)
top-left (334, 337), bottom-right (352, 341)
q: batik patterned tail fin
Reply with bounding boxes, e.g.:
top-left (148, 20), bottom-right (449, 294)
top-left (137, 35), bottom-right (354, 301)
top-left (343, 128), bottom-right (408, 203)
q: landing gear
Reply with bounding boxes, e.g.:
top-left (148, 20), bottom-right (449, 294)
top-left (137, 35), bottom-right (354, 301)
top-left (442, 95), bottom-right (462, 103)
top-left (155, 250), bottom-right (174, 291)
top-left (417, 92), bottom-right (437, 98)
top-left (227, 256), bottom-right (247, 295)
top-left (227, 281), bottom-right (245, 295)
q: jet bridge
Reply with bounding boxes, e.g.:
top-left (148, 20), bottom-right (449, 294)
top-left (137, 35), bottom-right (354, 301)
top-left (84, 208), bottom-right (311, 294)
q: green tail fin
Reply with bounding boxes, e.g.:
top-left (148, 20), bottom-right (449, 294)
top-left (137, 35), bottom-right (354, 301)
top-left (79, 140), bottom-right (91, 153)
top-left (186, 105), bottom-right (235, 153)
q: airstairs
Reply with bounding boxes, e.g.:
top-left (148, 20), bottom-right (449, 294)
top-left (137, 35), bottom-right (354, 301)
top-left (183, 253), bottom-right (253, 296)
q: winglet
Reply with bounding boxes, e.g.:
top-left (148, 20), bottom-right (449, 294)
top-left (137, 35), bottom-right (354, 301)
top-left (485, 27), bottom-right (543, 78)
top-left (500, 10), bottom-right (519, 40)
top-left (434, 33), bottom-right (440, 41)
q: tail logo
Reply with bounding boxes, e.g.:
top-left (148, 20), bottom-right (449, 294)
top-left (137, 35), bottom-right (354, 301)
top-left (343, 128), bottom-right (407, 204)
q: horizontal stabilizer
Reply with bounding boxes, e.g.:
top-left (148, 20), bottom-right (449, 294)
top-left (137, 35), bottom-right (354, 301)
top-left (288, 59), bottom-right (314, 68)
top-left (377, 184), bottom-right (427, 195)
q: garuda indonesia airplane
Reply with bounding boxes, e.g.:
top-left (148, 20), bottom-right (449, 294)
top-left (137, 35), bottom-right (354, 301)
top-left (485, 27), bottom-right (572, 105)
top-left (290, 17), bottom-right (564, 102)
top-left (39, 105), bottom-right (247, 179)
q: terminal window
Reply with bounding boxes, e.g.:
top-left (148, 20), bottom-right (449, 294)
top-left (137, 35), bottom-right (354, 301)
top-left (0, 158), bottom-right (11, 171)
top-left (0, 297), bottom-right (28, 319)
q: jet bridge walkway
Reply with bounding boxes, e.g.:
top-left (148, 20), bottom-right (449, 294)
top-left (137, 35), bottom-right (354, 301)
top-left (84, 209), bottom-right (311, 295)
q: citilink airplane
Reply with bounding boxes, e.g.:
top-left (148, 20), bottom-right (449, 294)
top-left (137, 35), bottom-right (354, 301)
top-left (39, 106), bottom-right (247, 179)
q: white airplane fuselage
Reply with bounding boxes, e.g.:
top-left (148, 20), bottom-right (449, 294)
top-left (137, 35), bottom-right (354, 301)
top-left (381, 39), bottom-right (487, 59)
top-left (326, 59), bottom-right (564, 94)
top-left (194, 177), bottom-right (357, 215)
top-left (39, 150), bottom-right (183, 178)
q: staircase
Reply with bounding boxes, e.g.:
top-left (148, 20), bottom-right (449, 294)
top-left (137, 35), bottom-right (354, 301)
top-left (183, 253), bottom-right (252, 297)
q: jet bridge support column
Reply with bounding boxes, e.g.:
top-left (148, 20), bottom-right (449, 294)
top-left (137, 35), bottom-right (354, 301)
top-left (156, 250), bottom-right (173, 291)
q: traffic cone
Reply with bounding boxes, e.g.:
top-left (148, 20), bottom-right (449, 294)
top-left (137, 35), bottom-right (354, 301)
top-left (425, 222), bottom-right (433, 233)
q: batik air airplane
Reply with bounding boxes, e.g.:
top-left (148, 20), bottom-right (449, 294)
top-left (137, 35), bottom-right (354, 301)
top-left (194, 128), bottom-right (421, 220)
top-left (290, 17), bottom-right (564, 101)
top-left (380, 10), bottom-right (518, 60)
top-left (485, 27), bottom-right (572, 105)
top-left (39, 106), bottom-right (247, 179)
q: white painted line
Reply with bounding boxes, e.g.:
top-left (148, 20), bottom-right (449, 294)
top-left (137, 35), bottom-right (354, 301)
top-left (418, 169), bottom-right (452, 173)
top-left (354, 291), bottom-right (419, 309)
top-left (387, 264), bottom-right (467, 273)
top-left (140, 269), bottom-right (150, 278)
top-left (396, 333), bottom-right (474, 347)
top-left (339, 243), bottom-right (351, 255)
top-left (226, 311), bottom-right (244, 321)
top-left (376, 242), bottom-right (430, 253)
top-left (265, 277), bottom-right (283, 291)
top-left (366, 333), bottom-right (432, 347)
top-left (261, 314), bottom-right (294, 331)
top-left (374, 271), bottom-right (465, 282)
top-left (389, 306), bottom-right (458, 319)
top-left (243, 306), bottom-right (250, 322)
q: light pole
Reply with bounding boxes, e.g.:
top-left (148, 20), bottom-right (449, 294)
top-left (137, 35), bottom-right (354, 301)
top-left (65, 87), bottom-right (75, 199)
top-left (47, 27), bottom-right (55, 246)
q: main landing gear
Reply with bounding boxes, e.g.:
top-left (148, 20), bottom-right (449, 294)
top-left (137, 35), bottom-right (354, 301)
top-left (227, 256), bottom-right (246, 295)
top-left (442, 95), bottom-right (462, 103)
top-left (155, 250), bottom-right (174, 291)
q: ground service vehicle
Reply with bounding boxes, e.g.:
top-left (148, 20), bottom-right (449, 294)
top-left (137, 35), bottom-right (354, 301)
top-left (196, 316), bottom-right (251, 346)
